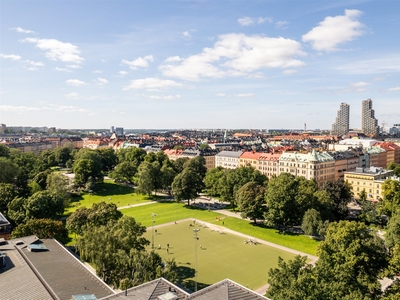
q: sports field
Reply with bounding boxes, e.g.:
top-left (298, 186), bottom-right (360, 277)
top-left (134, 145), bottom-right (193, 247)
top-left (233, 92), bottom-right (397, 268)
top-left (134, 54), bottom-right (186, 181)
top-left (143, 219), bottom-right (297, 291)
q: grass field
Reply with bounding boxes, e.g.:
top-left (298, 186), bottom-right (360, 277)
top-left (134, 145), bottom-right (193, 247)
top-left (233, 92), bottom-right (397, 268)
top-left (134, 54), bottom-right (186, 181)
top-left (121, 202), bottom-right (320, 256)
top-left (64, 181), bottom-right (152, 216)
top-left (143, 220), bottom-right (297, 291)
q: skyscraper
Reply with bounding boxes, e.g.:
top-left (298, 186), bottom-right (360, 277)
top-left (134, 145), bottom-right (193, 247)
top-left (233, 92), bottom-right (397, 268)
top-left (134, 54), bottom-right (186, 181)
top-left (331, 102), bottom-right (350, 136)
top-left (362, 99), bottom-right (379, 137)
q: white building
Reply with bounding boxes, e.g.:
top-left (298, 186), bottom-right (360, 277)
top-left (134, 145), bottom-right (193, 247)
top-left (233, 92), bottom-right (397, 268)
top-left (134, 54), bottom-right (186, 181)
top-left (215, 150), bottom-right (243, 169)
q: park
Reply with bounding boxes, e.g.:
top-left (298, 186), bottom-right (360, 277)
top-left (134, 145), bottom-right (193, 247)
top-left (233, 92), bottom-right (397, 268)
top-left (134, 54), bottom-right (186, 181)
top-left (66, 181), bottom-right (318, 293)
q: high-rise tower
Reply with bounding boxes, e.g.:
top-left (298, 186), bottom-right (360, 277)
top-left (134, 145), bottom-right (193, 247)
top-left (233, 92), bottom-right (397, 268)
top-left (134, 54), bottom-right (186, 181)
top-left (331, 102), bottom-right (350, 136)
top-left (362, 99), bottom-right (379, 137)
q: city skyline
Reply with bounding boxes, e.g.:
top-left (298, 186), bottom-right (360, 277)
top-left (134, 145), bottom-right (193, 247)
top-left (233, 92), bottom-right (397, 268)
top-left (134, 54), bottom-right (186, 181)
top-left (1, 0), bottom-right (399, 129)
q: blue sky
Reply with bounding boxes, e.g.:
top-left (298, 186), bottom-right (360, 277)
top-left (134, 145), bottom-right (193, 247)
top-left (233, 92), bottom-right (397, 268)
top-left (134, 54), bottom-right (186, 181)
top-left (1, 0), bottom-right (399, 130)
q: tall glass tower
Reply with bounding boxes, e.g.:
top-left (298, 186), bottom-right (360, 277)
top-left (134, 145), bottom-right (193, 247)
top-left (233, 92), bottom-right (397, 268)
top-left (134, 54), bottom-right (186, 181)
top-left (331, 102), bottom-right (350, 136)
top-left (362, 99), bottom-right (379, 137)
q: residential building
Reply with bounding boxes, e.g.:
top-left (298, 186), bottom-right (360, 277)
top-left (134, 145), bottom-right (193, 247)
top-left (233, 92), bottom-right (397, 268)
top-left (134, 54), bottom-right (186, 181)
top-left (238, 151), bottom-right (260, 169)
top-left (330, 150), bottom-right (359, 180)
top-left (0, 212), bottom-right (12, 240)
top-left (365, 147), bottom-right (387, 168)
top-left (278, 150), bottom-right (335, 186)
top-left (257, 153), bottom-right (282, 178)
top-left (374, 142), bottom-right (400, 165)
top-left (362, 99), bottom-right (379, 137)
top-left (344, 167), bottom-right (394, 201)
top-left (215, 150), bottom-right (242, 169)
top-left (331, 102), bottom-right (350, 136)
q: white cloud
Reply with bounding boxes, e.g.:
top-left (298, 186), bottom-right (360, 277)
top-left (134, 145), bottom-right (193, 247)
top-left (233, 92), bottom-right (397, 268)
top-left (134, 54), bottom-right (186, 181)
top-left (65, 92), bottom-right (79, 98)
top-left (164, 56), bottom-right (182, 63)
top-left (26, 60), bottom-right (44, 66)
top-left (67, 64), bottom-right (82, 69)
top-left (238, 17), bottom-right (272, 26)
top-left (22, 38), bottom-right (84, 63)
top-left (388, 87), bottom-right (400, 91)
top-left (276, 21), bottom-right (289, 29)
top-left (119, 71), bottom-right (128, 75)
top-left (335, 55), bottom-right (400, 74)
top-left (122, 55), bottom-right (154, 70)
top-left (238, 17), bottom-right (254, 26)
top-left (97, 78), bottom-right (109, 84)
top-left (302, 9), bottom-right (364, 52)
top-left (66, 79), bottom-right (86, 86)
top-left (183, 31), bottom-right (191, 39)
top-left (93, 70), bottom-right (103, 74)
top-left (0, 105), bottom-right (39, 112)
top-left (42, 104), bottom-right (88, 113)
top-left (0, 53), bottom-right (21, 60)
top-left (282, 69), bottom-right (297, 75)
top-left (137, 94), bottom-right (181, 100)
top-left (350, 81), bottom-right (369, 87)
top-left (54, 67), bottom-right (71, 72)
top-left (257, 17), bottom-right (272, 24)
top-left (123, 78), bottom-right (183, 90)
top-left (11, 27), bottom-right (34, 34)
top-left (160, 33), bottom-right (305, 81)
top-left (235, 93), bottom-right (254, 98)
top-left (215, 93), bottom-right (226, 97)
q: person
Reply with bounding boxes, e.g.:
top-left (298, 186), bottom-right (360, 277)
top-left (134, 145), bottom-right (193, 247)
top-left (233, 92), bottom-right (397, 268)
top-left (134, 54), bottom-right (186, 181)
top-left (174, 221), bottom-right (177, 224)
top-left (167, 248), bottom-right (169, 253)
top-left (158, 244), bottom-right (161, 249)
top-left (222, 221), bottom-right (224, 225)
top-left (200, 244), bottom-right (202, 249)
top-left (167, 243), bottom-right (169, 248)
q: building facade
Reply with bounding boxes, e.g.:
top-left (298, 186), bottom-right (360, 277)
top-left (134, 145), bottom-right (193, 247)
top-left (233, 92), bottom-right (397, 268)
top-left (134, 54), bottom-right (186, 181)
top-left (362, 99), bottom-right (379, 137)
top-left (215, 150), bottom-right (242, 169)
top-left (331, 102), bottom-right (350, 136)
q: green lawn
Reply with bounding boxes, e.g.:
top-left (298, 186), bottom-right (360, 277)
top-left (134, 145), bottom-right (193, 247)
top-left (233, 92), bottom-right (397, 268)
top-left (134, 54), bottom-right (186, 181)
top-left (64, 181), bottom-right (151, 216)
top-left (121, 202), bottom-right (319, 256)
top-left (144, 220), bottom-right (297, 291)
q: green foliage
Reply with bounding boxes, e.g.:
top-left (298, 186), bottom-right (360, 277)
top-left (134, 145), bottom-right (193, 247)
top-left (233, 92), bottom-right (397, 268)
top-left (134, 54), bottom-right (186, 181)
top-left (0, 144), bottom-right (11, 158)
top-left (358, 199), bottom-right (382, 225)
top-left (73, 151), bottom-right (103, 186)
top-left (24, 190), bottom-right (65, 221)
top-left (76, 215), bottom-right (149, 284)
top-left (0, 183), bottom-right (16, 210)
top-left (97, 147), bottom-right (117, 172)
top-left (171, 157), bottom-right (188, 174)
top-left (109, 161), bottom-right (136, 183)
top-left (0, 157), bottom-right (20, 184)
top-left (380, 179), bottom-right (400, 218)
top-left (136, 161), bottom-right (161, 196)
top-left (385, 212), bottom-right (400, 249)
top-left (264, 173), bottom-right (300, 226)
top-left (321, 179), bottom-right (353, 220)
top-left (160, 162), bottom-right (176, 194)
top-left (236, 182), bottom-right (265, 223)
top-left (54, 146), bottom-right (72, 167)
top-left (315, 221), bottom-right (388, 299)
top-left (7, 197), bottom-right (26, 224)
top-left (28, 181), bottom-right (42, 195)
top-left (199, 143), bottom-right (210, 150)
top-left (387, 162), bottom-right (400, 177)
top-left (204, 167), bottom-right (225, 196)
top-left (66, 201), bottom-right (123, 235)
top-left (266, 255), bottom-right (316, 300)
top-left (301, 208), bottom-right (323, 236)
top-left (11, 218), bottom-right (68, 242)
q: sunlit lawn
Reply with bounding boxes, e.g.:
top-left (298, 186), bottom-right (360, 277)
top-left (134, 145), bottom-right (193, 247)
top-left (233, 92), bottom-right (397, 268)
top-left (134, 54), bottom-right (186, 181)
top-left (121, 202), bottom-right (319, 256)
top-left (143, 220), bottom-right (297, 291)
top-left (64, 181), bottom-right (152, 216)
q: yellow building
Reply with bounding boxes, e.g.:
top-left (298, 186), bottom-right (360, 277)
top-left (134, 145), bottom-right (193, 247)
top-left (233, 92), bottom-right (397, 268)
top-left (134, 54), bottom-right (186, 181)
top-left (344, 167), bottom-right (394, 201)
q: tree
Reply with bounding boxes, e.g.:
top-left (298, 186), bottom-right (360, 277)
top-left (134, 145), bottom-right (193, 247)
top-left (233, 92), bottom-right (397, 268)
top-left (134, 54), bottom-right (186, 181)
top-left (46, 172), bottom-right (70, 205)
top-left (77, 216), bottom-right (149, 283)
top-left (387, 162), bottom-right (400, 177)
top-left (0, 183), bottom-right (16, 210)
top-left (171, 157), bottom-right (188, 174)
top-left (136, 161), bottom-right (160, 196)
top-left (301, 208), bottom-right (323, 236)
top-left (160, 162), bottom-right (176, 195)
top-left (171, 167), bottom-right (203, 205)
top-left (24, 190), bottom-right (65, 221)
top-left (385, 212), bottom-right (400, 249)
top-left (183, 156), bottom-right (207, 179)
top-left (54, 146), bottom-right (71, 167)
top-left (73, 154), bottom-right (103, 187)
top-left (236, 182), bottom-right (265, 223)
top-left (0, 157), bottom-right (20, 184)
top-left (117, 147), bottom-right (146, 169)
top-left (97, 147), bottom-right (117, 172)
top-left (380, 179), bottom-right (400, 218)
top-left (109, 161), bottom-right (137, 183)
top-left (204, 167), bottom-right (224, 196)
top-left (66, 202), bottom-right (122, 235)
top-left (321, 179), bottom-right (353, 220)
top-left (0, 144), bottom-right (10, 158)
top-left (264, 173), bottom-right (299, 226)
top-left (315, 221), bottom-right (388, 299)
top-left (11, 219), bottom-right (68, 243)
top-left (266, 255), bottom-right (317, 300)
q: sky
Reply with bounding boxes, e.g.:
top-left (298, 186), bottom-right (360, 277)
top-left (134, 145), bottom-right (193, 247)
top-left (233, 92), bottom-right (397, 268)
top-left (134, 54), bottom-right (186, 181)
top-left (1, 0), bottom-right (399, 130)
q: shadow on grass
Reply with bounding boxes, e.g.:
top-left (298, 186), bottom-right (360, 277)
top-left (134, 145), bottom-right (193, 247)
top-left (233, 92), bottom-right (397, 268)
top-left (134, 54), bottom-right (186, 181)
top-left (175, 266), bottom-right (210, 292)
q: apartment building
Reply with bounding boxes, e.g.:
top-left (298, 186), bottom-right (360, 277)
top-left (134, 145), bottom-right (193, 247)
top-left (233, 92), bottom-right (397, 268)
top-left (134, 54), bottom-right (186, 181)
top-left (331, 150), bottom-right (359, 180)
top-left (257, 153), bottom-right (282, 178)
top-left (344, 167), bottom-right (394, 201)
top-left (278, 150), bottom-right (335, 186)
top-left (331, 102), bottom-right (350, 136)
top-left (215, 150), bottom-right (243, 169)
